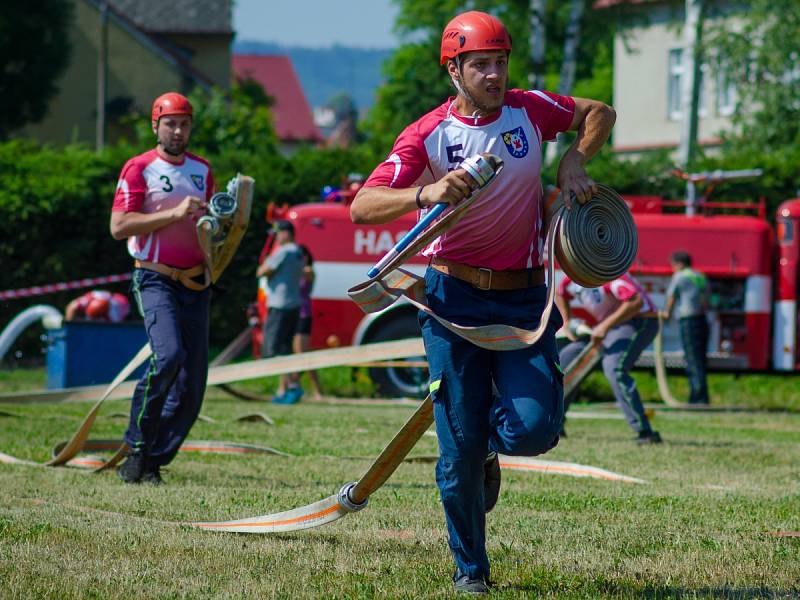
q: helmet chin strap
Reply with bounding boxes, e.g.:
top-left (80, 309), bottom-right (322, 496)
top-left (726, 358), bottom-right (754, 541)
top-left (452, 77), bottom-right (489, 124)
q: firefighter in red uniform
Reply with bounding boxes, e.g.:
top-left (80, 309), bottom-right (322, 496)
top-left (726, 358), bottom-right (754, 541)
top-left (350, 11), bottom-right (615, 594)
top-left (110, 92), bottom-right (215, 485)
top-left (556, 272), bottom-right (663, 444)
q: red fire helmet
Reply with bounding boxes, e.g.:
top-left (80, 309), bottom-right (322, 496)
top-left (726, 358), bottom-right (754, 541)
top-left (151, 92), bottom-right (193, 125)
top-left (85, 297), bottom-right (110, 320)
top-left (440, 11), bottom-right (512, 65)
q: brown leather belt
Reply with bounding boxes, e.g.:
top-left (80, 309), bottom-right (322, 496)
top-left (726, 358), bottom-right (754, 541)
top-left (430, 257), bottom-right (545, 290)
top-left (134, 260), bottom-right (209, 291)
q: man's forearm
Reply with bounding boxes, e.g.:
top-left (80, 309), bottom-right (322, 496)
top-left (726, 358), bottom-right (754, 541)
top-left (256, 263), bottom-right (273, 278)
top-left (110, 211), bottom-right (179, 240)
top-left (599, 298), bottom-right (643, 331)
top-left (350, 186), bottom-right (420, 224)
top-left (563, 103), bottom-right (616, 164)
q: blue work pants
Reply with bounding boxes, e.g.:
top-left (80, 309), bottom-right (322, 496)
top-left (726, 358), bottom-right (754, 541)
top-left (559, 318), bottom-right (658, 434)
top-left (679, 315), bottom-right (709, 404)
top-left (420, 268), bottom-right (564, 581)
top-left (124, 269), bottom-right (210, 467)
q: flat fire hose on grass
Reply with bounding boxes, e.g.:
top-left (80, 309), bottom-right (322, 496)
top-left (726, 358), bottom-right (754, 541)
top-left (210, 326), bottom-right (274, 403)
top-left (193, 159), bottom-right (640, 534)
top-left (653, 313), bottom-right (685, 407)
top-left (0, 338), bottom-right (426, 470)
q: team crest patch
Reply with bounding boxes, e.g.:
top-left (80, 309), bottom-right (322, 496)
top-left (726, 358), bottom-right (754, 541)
top-left (191, 174), bottom-right (205, 191)
top-left (502, 127), bottom-right (529, 158)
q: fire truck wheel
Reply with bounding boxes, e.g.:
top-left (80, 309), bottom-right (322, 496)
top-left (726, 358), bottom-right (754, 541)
top-left (366, 314), bottom-right (427, 398)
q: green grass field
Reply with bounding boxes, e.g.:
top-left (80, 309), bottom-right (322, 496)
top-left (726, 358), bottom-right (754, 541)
top-left (0, 367), bottom-right (798, 599)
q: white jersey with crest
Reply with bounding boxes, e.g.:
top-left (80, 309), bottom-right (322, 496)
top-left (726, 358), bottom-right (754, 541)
top-left (363, 89), bottom-right (575, 270)
top-left (112, 149), bottom-right (215, 269)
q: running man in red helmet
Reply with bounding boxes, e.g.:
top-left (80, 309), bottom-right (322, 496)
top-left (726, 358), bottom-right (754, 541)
top-left (351, 11), bottom-right (616, 594)
top-left (109, 92), bottom-right (215, 485)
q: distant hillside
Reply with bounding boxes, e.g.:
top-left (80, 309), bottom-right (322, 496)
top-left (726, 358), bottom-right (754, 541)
top-left (233, 41), bottom-right (393, 112)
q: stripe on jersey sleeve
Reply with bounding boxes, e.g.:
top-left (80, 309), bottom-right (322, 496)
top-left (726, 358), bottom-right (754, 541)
top-left (512, 90), bottom-right (576, 142)
top-left (112, 157), bottom-right (148, 212)
top-left (364, 105), bottom-right (447, 189)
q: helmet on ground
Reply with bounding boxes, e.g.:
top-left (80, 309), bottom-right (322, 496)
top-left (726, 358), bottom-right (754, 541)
top-left (151, 92), bottom-right (193, 125)
top-left (86, 297), bottom-right (110, 320)
top-left (440, 11), bottom-right (512, 65)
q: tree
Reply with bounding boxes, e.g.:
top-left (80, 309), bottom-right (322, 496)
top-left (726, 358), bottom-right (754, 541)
top-left (706, 0), bottom-right (800, 151)
top-left (0, 1), bottom-right (73, 139)
top-left (528, 0), bottom-right (548, 90)
top-left (700, 0), bottom-right (800, 210)
top-left (326, 93), bottom-right (361, 148)
top-left (676, 0), bottom-right (706, 168)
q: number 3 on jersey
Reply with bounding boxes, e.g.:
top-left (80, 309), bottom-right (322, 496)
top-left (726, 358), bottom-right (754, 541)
top-left (160, 175), bottom-right (173, 192)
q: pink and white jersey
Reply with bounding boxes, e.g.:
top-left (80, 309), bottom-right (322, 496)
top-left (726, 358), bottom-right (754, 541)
top-left (558, 273), bottom-right (657, 325)
top-left (363, 89), bottom-right (575, 270)
top-left (112, 149), bottom-right (215, 268)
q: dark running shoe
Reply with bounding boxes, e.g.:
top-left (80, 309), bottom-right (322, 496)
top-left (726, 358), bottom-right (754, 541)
top-left (141, 465), bottom-right (163, 486)
top-left (454, 572), bottom-right (489, 595)
top-left (637, 430), bottom-right (663, 445)
top-left (484, 452), bottom-right (501, 513)
top-left (117, 450), bottom-right (146, 483)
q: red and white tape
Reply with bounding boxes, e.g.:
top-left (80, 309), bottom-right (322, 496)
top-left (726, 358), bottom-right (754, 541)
top-left (0, 273), bottom-right (132, 301)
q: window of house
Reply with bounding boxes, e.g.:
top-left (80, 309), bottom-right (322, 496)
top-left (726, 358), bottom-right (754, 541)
top-left (668, 48), bottom-right (707, 121)
top-left (667, 48), bottom-right (684, 120)
top-left (716, 68), bottom-right (737, 116)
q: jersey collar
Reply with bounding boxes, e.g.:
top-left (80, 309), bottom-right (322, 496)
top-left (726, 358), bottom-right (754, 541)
top-left (446, 97), bottom-right (503, 126)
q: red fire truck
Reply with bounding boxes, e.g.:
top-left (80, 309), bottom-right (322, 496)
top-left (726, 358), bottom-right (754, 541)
top-left (255, 173), bottom-right (800, 396)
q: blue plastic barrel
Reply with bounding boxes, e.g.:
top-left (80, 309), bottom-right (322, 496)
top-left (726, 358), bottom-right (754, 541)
top-left (46, 321), bottom-right (148, 389)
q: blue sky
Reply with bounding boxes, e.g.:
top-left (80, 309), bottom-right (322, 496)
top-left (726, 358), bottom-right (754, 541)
top-left (233, 0), bottom-right (400, 49)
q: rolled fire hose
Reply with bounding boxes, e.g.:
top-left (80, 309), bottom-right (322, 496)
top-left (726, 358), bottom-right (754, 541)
top-left (192, 172), bottom-right (639, 533)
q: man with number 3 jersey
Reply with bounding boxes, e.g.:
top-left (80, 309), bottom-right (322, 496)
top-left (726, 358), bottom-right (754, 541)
top-left (110, 92), bottom-right (215, 486)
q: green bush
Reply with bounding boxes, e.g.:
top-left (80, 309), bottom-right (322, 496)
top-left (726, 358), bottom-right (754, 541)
top-left (0, 141), bottom-right (133, 364)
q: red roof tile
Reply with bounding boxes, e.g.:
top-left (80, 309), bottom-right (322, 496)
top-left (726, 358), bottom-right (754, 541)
top-left (232, 54), bottom-right (323, 143)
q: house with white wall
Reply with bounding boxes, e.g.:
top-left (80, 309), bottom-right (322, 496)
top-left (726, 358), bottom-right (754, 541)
top-left (596, 0), bottom-right (740, 156)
